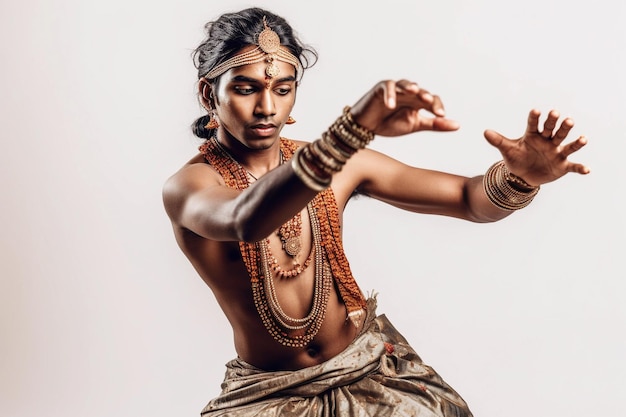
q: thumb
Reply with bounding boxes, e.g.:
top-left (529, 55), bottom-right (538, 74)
top-left (431, 117), bottom-right (460, 132)
top-left (483, 129), bottom-right (507, 150)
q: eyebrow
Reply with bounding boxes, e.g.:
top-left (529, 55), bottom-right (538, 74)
top-left (231, 75), bottom-right (297, 84)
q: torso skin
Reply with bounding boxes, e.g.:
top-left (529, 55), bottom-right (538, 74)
top-left (165, 134), bottom-right (507, 371)
top-left (169, 147), bottom-right (371, 371)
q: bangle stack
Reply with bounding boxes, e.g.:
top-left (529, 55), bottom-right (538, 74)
top-left (292, 106), bottom-right (375, 191)
top-left (483, 160), bottom-right (540, 211)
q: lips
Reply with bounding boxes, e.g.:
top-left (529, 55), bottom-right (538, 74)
top-left (250, 123), bottom-right (277, 137)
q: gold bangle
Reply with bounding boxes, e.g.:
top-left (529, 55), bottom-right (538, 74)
top-left (290, 106), bottom-right (375, 192)
top-left (483, 161), bottom-right (539, 211)
top-left (342, 106), bottom-right (375, 142)
top-left (301, 144), bottom-right (336, 176)
top-left (328, 107), bottom-right (375, 151)
top-left (309, 140), bottom-right (345, 173)
top-left (291, 147), bottom-right (330, 192)
top-left (504, 169), bottom-right (537, 192)
top-left (319, 132), bottom-right (351, 164)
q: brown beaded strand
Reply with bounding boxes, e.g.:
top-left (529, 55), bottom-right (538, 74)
top-left (199, 133), bottom-right (370, 345)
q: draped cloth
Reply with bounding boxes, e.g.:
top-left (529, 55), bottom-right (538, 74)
top-left (201, 298), bottom-right (473, 417)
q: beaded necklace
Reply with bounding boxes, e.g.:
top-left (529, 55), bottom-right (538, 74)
top-left (199, 137), bottom-right (367, 347)
top-left (213, 139), bottom-right (307, 277)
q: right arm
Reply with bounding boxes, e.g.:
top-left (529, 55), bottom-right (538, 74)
top-left (162, 160), bottom-right (318, 242)
top-left (163, 79), bottom-right (458, 242)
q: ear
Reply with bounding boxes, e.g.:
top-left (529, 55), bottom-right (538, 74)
top-left (198, 77), bottom-right (214, 110)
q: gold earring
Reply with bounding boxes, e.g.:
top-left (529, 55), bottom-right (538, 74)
top-left (205, 111), bottom-right (219, 129)
top-left (286, 116), bottom-right (296, 125)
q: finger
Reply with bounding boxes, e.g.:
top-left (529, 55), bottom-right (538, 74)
top-left (395, 79), bottom-right (420, 94)
top-left (560, 135), bottom-right (588, 158)
top-left (526, 109), bottom-right (541, 135)
top-left (396, 83), bottom-right (434, 107)
top-left (541, 109), bottom-right (560, 139)
top-left (416, 88), bottom-right (434, 105)
top-left (551, 117), bottom-right (574, 146)
top-left (567, 161), bottom-right (591, 175)
top-left (382, 80), bottom-right (398, 109)
top-left (430, 95), bottom-right (446, 117)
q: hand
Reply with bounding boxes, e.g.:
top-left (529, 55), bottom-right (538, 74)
top-left (349, 80), bottom-right (460, 137)
top-left (483, 109), bottom-right (591, 186)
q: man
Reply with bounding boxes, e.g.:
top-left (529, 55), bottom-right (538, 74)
top-left (162, 7), bottom-right (590, 417)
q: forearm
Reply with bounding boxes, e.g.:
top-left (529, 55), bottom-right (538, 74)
top-left (240, 108), bottom-right (374, 241)
top-left (463, 175), bottom-right (513, 223)
top-left (464, 161), bottom-right (540, 223)
top-left (231, 163), bottom-right (318, 242)
top-left (180, 108), bottom-right (374, 243)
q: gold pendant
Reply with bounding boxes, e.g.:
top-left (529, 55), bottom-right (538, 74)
top-left (284, 236), bottom-right (301, 257)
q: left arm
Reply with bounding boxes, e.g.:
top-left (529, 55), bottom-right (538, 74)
top-left (340, 148), bottom-right (515, 223)
top-left (340, 105), bottom-right (590, 222)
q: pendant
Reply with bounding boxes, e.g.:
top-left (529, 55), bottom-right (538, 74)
top-left (283, 236), bottom-right (301, 257)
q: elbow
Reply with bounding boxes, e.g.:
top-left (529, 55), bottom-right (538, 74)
top-left (465, 204), bottom-right (512, 224)
top-left (231, 205), bottom-right (268, 243)
top-left (469, 215), bottom-right (500, 224)
top-left (236, 225), bottom-right (264, 244)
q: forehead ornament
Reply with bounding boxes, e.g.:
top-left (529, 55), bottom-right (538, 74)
top-left (204, 16), bottom-right (301, 81)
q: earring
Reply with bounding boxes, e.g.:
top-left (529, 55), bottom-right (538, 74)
top-left (286, 116), bottom-right (296, 125)
top-left (205, 111), bottom-right (219, 129)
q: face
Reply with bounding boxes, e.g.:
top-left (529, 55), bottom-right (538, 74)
top-left (210, 53), bottom-right (297, 150)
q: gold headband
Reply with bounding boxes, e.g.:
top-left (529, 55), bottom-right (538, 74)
top-left (205, 17), bottom-right (302, 81)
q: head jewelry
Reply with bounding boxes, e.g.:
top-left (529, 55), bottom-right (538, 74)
top-left (204, 17), bottom-right (302, 81)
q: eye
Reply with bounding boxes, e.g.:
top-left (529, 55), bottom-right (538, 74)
top-left (275, 87), bottom-right (292, 96)
top-left (234, 86), bottom-right (256, 95)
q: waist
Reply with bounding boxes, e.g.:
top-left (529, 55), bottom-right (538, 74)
top-left (234, 297), bottom-right (377, 371)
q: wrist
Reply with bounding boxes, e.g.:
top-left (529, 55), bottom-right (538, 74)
top-left (483, 161), bottom-right (540, 211)
top-left (291, 106), bottom-right (375, 192)
top-left (505, 168), bottom-right (538, 192)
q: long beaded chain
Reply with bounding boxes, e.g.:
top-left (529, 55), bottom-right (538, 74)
top-left (213, 138), bottom-right (307, 277)
top-left (199, 137), bottom-right (368, 345)
top-left (256, 202), bottom-right (332, 341)
top-left (203, 137), bottom-right (331, 347)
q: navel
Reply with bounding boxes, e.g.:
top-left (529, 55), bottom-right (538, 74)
top-left (305, 343), bottom-right (320, 358)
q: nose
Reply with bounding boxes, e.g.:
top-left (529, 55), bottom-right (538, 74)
top-left (254, 88), bottom-right (276, 117)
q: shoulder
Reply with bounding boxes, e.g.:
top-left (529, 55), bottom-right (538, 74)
top-left (162, 154), bottom-right (224, 218)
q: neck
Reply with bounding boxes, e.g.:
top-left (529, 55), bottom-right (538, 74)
top-left (213, 135), bottom-right (282, 179)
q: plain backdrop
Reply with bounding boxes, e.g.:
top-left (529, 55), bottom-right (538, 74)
top-left (1, 1), bottom-right (624, 416)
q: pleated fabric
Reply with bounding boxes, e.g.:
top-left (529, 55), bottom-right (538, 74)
top-left (201, 300), bottom-right (472, 417)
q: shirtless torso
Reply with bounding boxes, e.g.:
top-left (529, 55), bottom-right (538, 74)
top-left (168, 147), bottom-right (365, 371)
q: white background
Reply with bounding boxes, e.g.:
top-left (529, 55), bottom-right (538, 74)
top-left (1, 1), bottom-right (624, 416)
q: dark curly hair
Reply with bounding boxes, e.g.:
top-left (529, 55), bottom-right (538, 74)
top-left (191, 8), bottom-right (318, 138)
